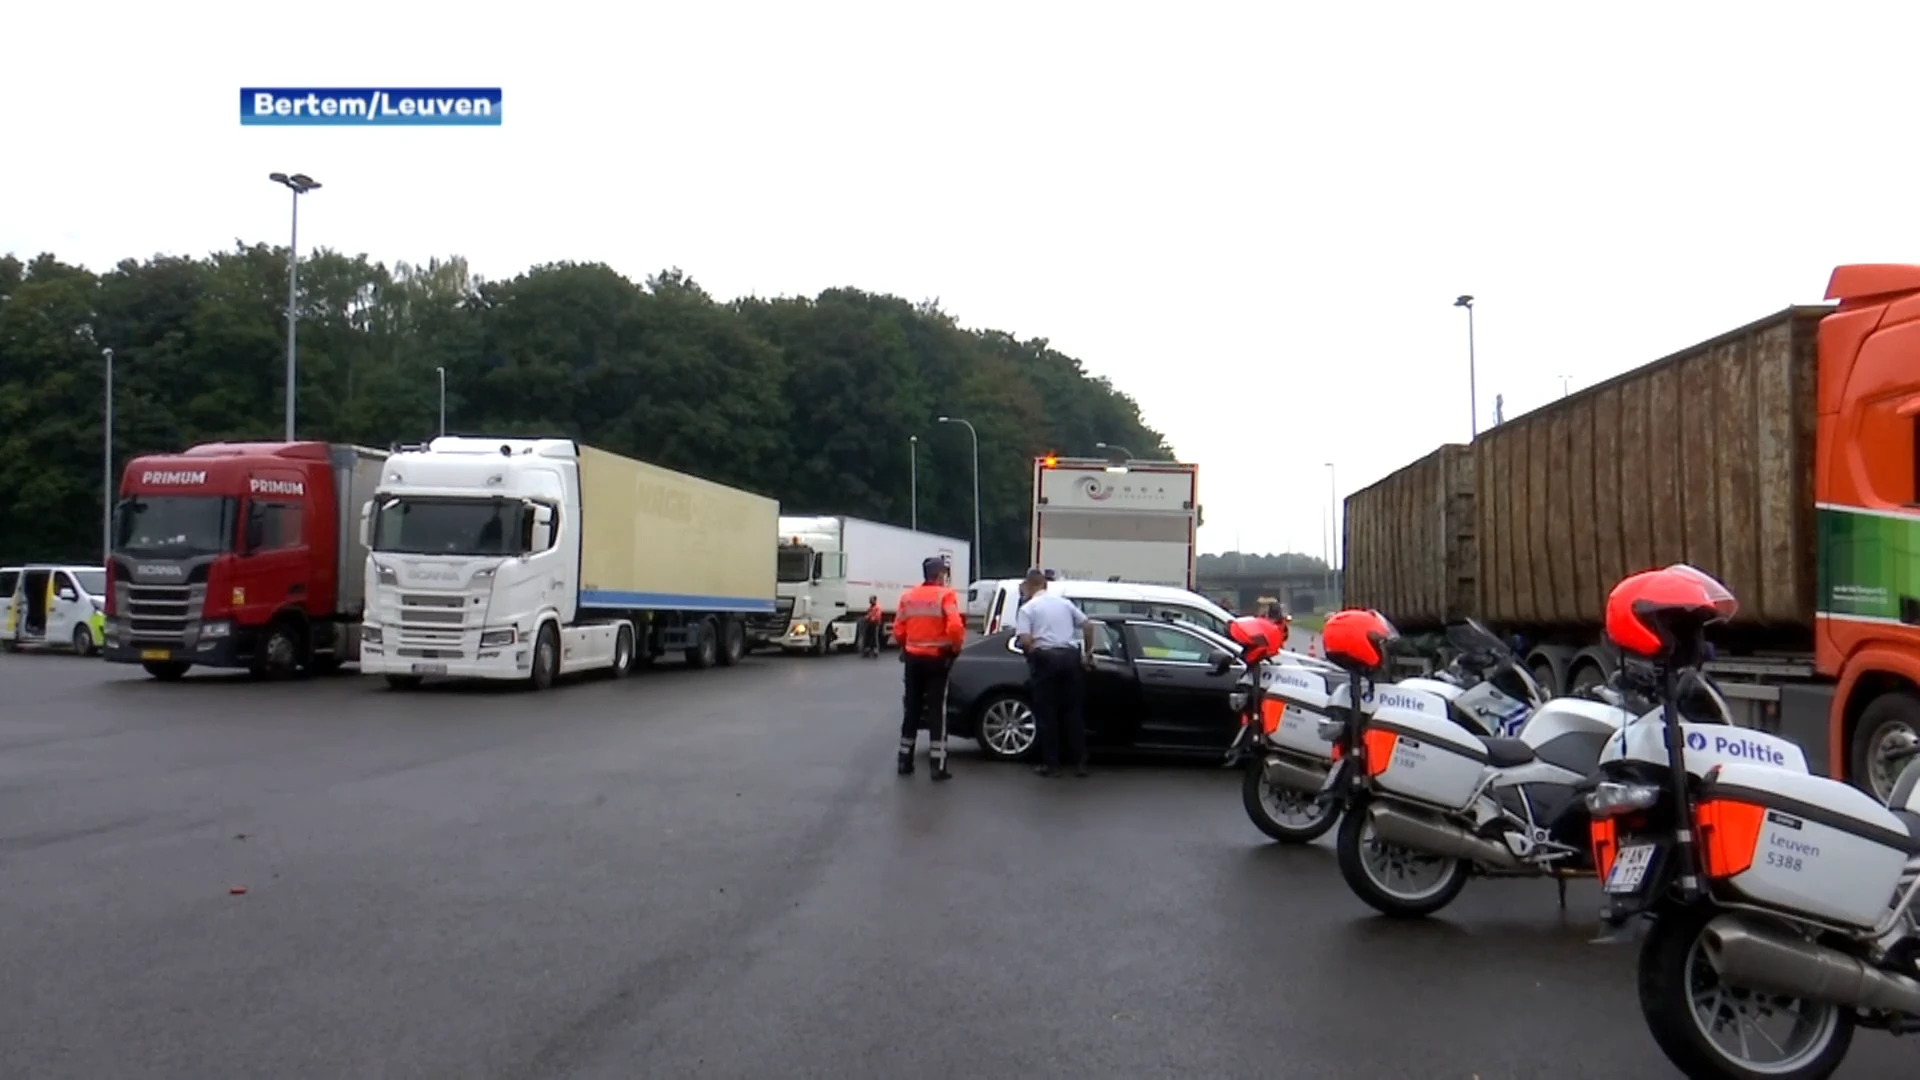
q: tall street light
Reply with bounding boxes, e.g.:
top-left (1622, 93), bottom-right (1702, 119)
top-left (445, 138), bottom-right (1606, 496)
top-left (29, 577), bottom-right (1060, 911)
top-left (909, 435), bottom-right (919, 531)
top-left (1454, 294), bottom-right (1478, 439)
top-left (270, 172), bottom-right (321, 442)
top-left (1094, 441), bottom-right (1134, 472)
top-left (1324, 462), bottom-right (1337, 605)
top-left (937, 415), bottom-right (981, 581)
top-left (102, 347), bottom-right (114, 563)
top-left (436, 366), bottom-right (447, 436)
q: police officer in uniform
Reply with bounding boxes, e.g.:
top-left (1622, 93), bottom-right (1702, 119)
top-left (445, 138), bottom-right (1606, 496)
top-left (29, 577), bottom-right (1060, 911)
top-left (895, 556), bottom-right (966, 781)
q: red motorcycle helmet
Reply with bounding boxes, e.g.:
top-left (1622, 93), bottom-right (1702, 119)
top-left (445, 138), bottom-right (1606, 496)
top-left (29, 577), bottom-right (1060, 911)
top-left (1604, 564), bottom-right (1737, 661)
top-left (1322, 608), bottom-right (1399, 670)
top-left (1228, 615), bottom-right (1286, 664)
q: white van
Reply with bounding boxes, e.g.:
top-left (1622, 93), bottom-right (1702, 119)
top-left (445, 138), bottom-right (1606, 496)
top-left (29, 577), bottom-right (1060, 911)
top-left (980, 578), bottom-right (1237, 638)
top-left (2, 564), bottom-right (108, 655)
top-left (0, 567), bottom-right (18, 648)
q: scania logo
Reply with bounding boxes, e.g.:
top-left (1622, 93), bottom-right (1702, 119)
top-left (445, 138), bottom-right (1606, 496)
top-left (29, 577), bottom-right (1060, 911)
top-left (136, 564), bottom-right (185, 579)
top-left (407, 566), bottom-right (460, 582)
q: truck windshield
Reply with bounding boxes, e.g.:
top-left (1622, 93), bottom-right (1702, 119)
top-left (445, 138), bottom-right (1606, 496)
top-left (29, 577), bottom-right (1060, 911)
top-left (777, 546), bottom-right (814, 583)
top-left (372, 497), bottom-right (525, 556)
top-left (113, 496), bottom-right (237, 557)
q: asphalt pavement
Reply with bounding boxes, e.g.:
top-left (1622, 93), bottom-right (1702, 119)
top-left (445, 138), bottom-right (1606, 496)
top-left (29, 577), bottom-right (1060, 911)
top-left (1, 647), bottom-right (1911, 1080)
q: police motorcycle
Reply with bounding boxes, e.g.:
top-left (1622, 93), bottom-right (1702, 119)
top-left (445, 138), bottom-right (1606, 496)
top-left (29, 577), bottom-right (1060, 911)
top-left (1307, 607), bottom-right (1722, 919)
top-left (1233, 618), bottom-right (1551, 845)
top-left (1584, 564), bottom-right (1920, 1080)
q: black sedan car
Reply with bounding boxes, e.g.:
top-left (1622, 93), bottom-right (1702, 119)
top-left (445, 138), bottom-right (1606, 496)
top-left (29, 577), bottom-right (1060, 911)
top-left (946, 615), bottom-right (1287, 761)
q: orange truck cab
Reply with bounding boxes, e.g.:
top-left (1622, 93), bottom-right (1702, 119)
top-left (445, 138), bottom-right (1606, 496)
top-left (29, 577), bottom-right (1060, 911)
top-left (1812, 264), bottom-right (1920, 799)
top-left (104, 441), bottom-right (388, 681)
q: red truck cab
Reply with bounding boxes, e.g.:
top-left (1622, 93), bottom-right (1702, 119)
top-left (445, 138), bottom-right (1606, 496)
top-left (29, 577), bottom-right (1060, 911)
top-left (1816, 264), bottom-right (1920, 797)
top-left (105, 441), bottom-right (387, 681)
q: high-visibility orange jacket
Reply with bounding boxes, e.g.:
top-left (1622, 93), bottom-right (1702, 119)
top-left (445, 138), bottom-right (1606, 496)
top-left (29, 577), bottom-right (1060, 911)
top-left (865, 602), bottom-right (882, 624)
top-left (894, 583), bottom-right (966, 657)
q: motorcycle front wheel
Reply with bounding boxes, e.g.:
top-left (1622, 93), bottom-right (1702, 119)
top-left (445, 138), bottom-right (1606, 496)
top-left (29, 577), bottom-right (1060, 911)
top-left (1334, 796), bottom-right (1469, 918)
top-left (1241, 759), bottom-right (1339, 843)
top-left (1638, 904), bottom-right (1854, 1080)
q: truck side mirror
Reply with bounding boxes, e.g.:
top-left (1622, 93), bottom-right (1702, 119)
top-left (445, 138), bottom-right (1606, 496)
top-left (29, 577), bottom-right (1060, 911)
top-left (359, 501), bottom-right (373, 548)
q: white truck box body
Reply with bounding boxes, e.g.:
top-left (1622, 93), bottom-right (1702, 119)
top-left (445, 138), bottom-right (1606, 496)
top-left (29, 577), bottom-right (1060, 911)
top-left (775, 515), bottom-right (968, 651)
top-left (1030, 459), bottom-right (1198, 590)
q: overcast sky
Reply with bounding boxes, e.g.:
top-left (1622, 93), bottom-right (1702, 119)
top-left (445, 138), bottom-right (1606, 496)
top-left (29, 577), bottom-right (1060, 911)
top-left (7, 1), bottom-right (1916, 558)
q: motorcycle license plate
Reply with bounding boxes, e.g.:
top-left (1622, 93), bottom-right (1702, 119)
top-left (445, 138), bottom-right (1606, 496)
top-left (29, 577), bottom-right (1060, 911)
top-left (1605, 844), bottom-right (1657, 894)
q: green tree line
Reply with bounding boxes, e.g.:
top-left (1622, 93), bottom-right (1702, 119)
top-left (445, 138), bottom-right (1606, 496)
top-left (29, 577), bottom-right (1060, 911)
top-left (0, 247), bottom-right (1173, 573)
top-left (1195, 551), bottom-right (1331, 578)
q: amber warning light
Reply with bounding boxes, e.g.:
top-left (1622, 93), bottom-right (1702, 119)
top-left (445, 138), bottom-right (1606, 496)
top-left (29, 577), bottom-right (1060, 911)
top-left (1041, 454), bottom-right (1058, 467)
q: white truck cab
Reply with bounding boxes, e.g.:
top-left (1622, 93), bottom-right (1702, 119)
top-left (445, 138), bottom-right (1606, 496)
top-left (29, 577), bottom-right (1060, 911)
top-left (2, 564), bottom-right (107, 655)
top-left (774, 516), bottom-right (969, 655)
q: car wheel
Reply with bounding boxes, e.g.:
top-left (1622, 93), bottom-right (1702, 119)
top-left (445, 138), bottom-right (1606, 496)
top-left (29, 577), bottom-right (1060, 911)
top-left (72, 624), bottom-right (96, 657)
top-left (976, 694), bottom-right (1037, 761)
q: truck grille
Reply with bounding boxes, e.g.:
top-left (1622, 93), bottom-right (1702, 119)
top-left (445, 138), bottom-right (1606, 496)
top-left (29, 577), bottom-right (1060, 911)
top-left (125, 584), bottom-right (202, 642)
top-left (388, 591), bottom-right (477, 658)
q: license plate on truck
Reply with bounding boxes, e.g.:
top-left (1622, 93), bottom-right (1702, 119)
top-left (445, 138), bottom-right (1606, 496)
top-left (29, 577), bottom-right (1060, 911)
top-left (139, 649), bottom-right (169, 661)
top-left (1605, 844), bottom-right (1657, 894)
top-left (410, 663), bottom-right (448, 675)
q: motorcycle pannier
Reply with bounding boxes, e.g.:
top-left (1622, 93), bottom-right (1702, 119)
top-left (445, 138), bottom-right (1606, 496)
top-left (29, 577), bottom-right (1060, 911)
top-left (1694, 761), bottom-right (1916, 930)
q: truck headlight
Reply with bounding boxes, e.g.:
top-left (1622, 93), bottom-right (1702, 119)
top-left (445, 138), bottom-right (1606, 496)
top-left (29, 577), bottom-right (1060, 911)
top-left (479, 628), bottom-right (516, 647)
top-left (199, 621), bottom-right (231, 639)
top-left (375, 564), bottom-right (398, 586)
top-left (362, 625), bottom-right (383, 645)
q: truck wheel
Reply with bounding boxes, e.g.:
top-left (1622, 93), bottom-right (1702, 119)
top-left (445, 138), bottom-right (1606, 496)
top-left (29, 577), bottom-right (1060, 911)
top-left (1850, 691), bottom-right (1920, 803)
top-left (684, 618), bottom-right (719, 669)
top-left (716, 619), bottom-right (745, 667)
top-left (143, 661), bottom-right (190, 681)
top-left (385, 674), bottom-right (423, 691)
top-left (252, 619), bottom-right (304, 680)
top-left (609, 624), bottom-right (635, 679)
top-left (528, 623), bottom-right (560, 690)
top-left (72, 625), bottom-right (97, 657)
top-left (810, 625), bottom-right (829, 657)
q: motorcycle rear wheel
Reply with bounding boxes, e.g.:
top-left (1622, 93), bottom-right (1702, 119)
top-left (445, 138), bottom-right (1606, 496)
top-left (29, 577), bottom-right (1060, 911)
top-left (1334, 797), bottom-right (1469, 918)
top-left (1241, 760), bottom-right (1339, 843)
top-left (1638, 905), bottom-right (1853, 1080)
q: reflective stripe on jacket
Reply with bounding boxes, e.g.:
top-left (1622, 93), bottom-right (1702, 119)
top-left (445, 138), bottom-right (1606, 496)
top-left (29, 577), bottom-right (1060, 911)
top-left (895, 584), bottom-right (965, 656)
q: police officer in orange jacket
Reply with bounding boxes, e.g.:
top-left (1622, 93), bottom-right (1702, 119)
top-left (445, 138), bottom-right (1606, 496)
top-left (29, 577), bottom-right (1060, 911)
top-left (895, 556), bottom-right (967, 780)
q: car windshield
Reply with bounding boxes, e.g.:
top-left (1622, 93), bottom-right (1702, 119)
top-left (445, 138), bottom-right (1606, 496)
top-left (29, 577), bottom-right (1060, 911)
top-left (777, 547), bottom-right (814, 583)
top-left (113, 495), bottom-right (236, 558)
top-left (372, 497), bottom-right (524, 556)
top-left (73, 570), bottom-right (106, 596)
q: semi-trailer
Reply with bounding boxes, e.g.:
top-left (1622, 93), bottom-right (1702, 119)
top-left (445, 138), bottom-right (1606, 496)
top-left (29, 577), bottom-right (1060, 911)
top-left (359, 437), bottom-right (778, 690)
top-left (772, 515), bottom-right (969, 654)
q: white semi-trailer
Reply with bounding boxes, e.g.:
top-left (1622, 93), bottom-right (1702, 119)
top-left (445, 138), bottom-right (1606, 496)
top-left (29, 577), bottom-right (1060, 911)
top-left (773, 515), bottom-right (969, 654)
top-left (359, 437), bottom-right (778, 690)
top-left (1029, 455), bottom-right (1200, 590)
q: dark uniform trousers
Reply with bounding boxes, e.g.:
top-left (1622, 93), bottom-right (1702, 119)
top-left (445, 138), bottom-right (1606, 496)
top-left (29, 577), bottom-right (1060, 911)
top-left (1029, 646), bottom-right (1087, 769)
top-left (901, 653), bottom-right (953, 768)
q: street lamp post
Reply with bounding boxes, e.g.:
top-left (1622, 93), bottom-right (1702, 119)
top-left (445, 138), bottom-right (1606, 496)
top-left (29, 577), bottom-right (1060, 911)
top-left (1094, 441), bottom-right (1135, 471)
top-left (909, 435), bottom-right (918, 531)
top-left (270, 172), bottom-right (322, 442)
top-left (1454, 294), bottom-right (1478, 439)
top-left (102, 347), bottom-right (114, 563)
top-left (1324, 462), bottom-right (1337, 605)
top-left (437, 366), bottom-right (447, 435)
top-left (937, 416), bottom-right (981, 581)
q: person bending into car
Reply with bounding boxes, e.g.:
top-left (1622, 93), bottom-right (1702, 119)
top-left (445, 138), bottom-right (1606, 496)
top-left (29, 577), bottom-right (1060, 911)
top-left (1014, 568), bottom-right (1097, 778)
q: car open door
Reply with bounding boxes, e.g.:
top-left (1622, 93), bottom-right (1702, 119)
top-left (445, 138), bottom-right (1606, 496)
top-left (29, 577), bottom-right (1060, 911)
top-left (1122, 619), bottom-right (1241, 749)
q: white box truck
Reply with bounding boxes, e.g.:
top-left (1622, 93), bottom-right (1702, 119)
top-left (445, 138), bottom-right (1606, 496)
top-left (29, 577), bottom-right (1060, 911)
top-left (359, 437), bottom-right (778, 690)
top-left (773, 515), bottom-right (969, 654)
top-left (1029, 455), bottom-right (1200, 590)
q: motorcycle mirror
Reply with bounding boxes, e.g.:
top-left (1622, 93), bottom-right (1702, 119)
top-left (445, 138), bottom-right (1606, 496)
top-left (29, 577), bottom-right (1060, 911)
top-left (1207, 650), bottom-right (1234, 676)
